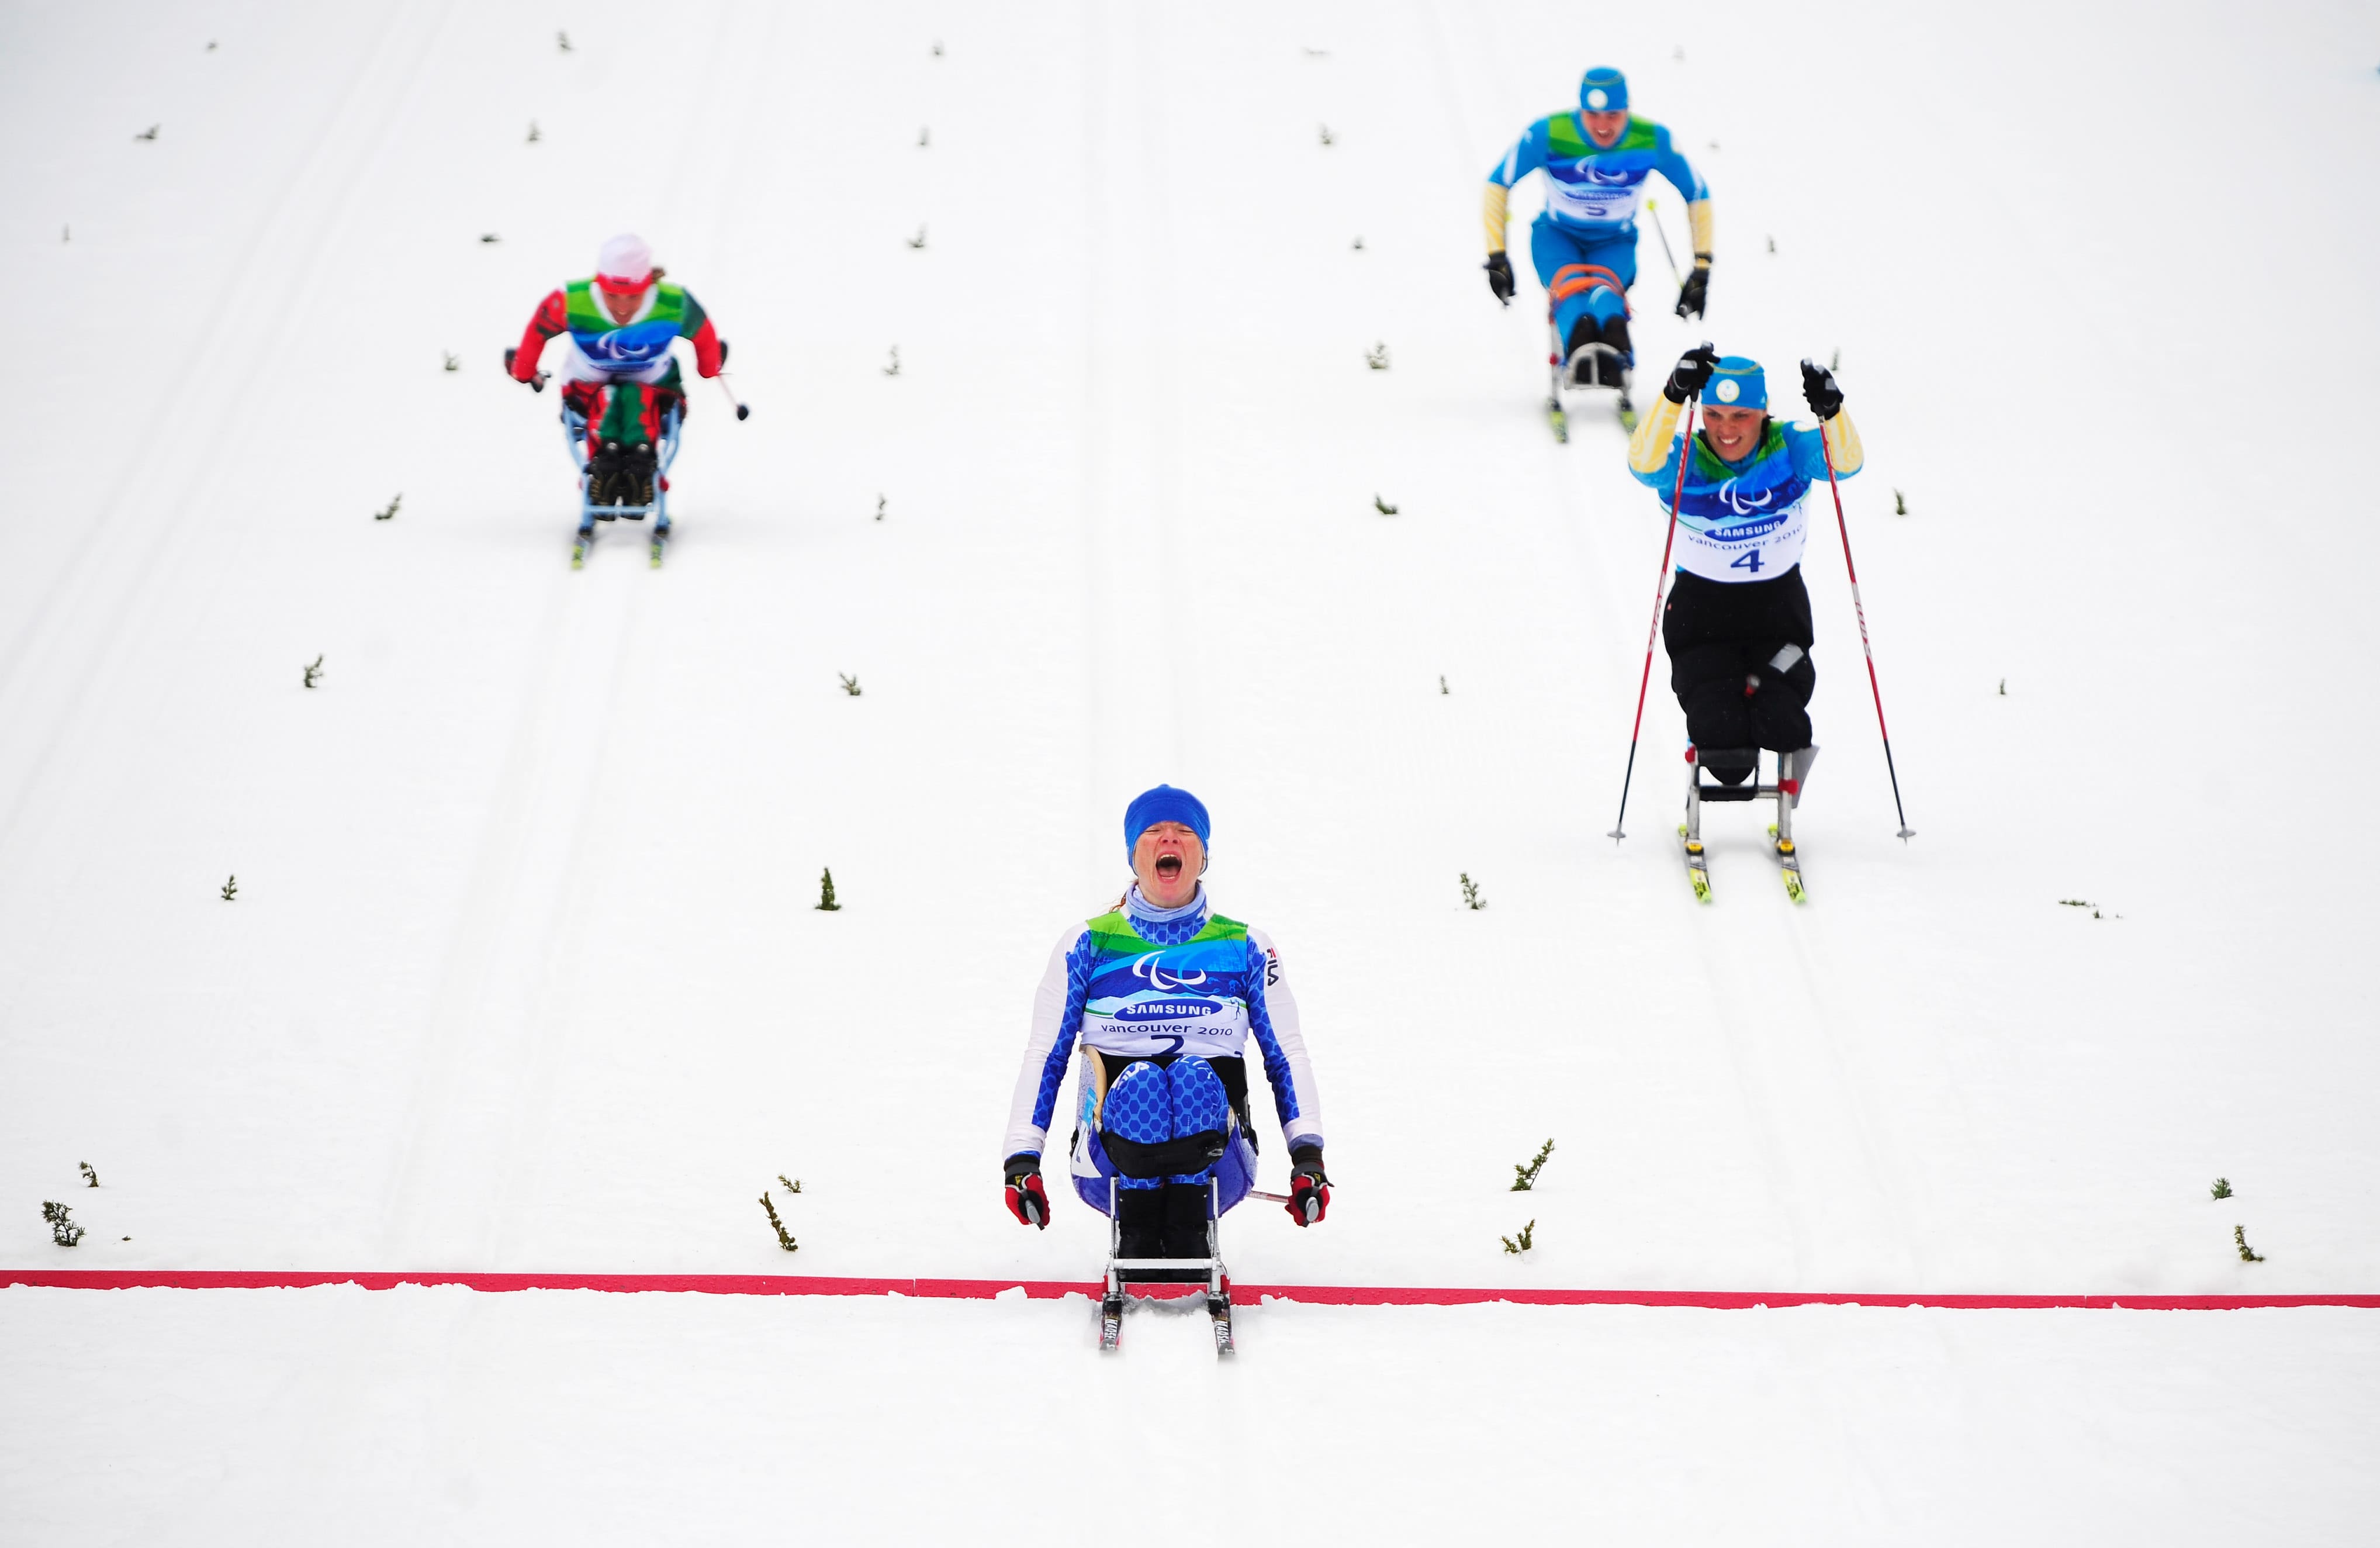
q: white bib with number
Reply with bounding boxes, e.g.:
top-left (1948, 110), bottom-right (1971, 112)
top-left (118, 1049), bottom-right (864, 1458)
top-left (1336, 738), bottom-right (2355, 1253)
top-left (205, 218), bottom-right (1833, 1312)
top-left (1673, 496), bottom-right (1810, 584)
top-left (1546, 179), bottom-right (1644, 228)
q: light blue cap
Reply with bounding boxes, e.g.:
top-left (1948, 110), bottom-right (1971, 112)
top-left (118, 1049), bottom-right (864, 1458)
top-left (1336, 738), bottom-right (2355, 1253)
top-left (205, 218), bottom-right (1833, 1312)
top-left (1700, 355), bottom-right (1767, 411)
top-left (1579, 67), bottom-right (1628, 114)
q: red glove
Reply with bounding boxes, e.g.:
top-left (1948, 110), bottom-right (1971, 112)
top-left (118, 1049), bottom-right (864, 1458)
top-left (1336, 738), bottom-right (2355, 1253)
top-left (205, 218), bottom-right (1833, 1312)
top-left (1004, 1155), bottom-right (1050, 1229)
top-left (1288, 1146), bottom-right (1330, 1226)
top-left (511, 290), bottom-right (569, 382)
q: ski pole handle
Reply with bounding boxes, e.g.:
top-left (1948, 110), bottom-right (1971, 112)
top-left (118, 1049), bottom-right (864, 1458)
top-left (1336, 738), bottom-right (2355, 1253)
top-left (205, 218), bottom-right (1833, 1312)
top-left (715, 372), bottom-right (750, 421)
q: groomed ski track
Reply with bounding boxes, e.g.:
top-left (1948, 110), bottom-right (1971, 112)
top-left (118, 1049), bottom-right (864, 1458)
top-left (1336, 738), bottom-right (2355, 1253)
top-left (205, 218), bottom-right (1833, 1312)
top-left (5, 1), bottom-right (2379, 1542)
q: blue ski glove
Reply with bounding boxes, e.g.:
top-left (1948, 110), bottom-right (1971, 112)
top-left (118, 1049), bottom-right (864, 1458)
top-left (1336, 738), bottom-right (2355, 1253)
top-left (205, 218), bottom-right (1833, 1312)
top-left (1287, 1146), bottom-right (1330, 1226)
top-left (1004, 1153), bottom-right (1050, 1229)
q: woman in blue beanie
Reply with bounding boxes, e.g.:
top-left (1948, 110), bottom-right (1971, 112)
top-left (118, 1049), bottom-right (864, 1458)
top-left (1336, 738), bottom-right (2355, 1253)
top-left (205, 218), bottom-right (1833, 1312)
top-left (1001, 785), bottom-right (1329, 1267)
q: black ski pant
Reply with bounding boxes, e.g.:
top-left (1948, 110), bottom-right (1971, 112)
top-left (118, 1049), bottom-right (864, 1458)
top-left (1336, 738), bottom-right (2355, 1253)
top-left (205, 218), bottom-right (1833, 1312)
top-left (1662, 565), bottom-right (1817, 784)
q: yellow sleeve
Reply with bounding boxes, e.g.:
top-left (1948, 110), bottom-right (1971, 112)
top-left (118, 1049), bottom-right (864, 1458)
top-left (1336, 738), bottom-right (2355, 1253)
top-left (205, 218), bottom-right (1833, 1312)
top-left (1820, 409), bottom-right (1863, 475)
top-left (1483, 183), bottom-right (1509, 254)
top-left (1687, 199), bottom-right (1714, 265)
top-left (1628, 393), bottom-right (1683, 475)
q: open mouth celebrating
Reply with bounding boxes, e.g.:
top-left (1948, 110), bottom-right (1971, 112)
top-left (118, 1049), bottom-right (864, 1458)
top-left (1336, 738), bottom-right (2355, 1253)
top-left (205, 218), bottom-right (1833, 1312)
top-left (1154, 855), bottom-right (1184, 880)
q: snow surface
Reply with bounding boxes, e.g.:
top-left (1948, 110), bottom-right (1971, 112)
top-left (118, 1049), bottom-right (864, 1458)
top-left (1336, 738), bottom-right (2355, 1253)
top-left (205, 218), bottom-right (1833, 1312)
top-left (4, 0), bottom-right (2378, 1540)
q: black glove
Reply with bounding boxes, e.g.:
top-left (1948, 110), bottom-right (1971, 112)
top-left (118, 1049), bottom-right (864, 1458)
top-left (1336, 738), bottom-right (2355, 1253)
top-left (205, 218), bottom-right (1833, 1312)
top-left (1003, 1153), bottom-right (1050, 1229)
top-left (1287, 1145), bottom-right (1330, 1226)
top-left (1664, 343), bottom-right (1721, 404)
top-left (1675, 265), bottom-right (1710, 320)
top-left (1800, 358), bottom-right (1843, 421)
top-left (718, 337), bottom-right (730, 365)
top-left (1483, 251), bottom-right (1514, 306)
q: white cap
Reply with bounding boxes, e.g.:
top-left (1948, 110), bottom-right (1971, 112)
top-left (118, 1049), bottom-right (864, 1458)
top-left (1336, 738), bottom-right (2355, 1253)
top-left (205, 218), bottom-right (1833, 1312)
top-left (596, 233), bottom-right (654, 292)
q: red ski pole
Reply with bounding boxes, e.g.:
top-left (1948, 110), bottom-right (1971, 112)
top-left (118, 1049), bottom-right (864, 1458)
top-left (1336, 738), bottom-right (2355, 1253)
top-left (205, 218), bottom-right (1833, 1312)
top-left (1607, 396), bottom-right (1696, 840)
top-left (1814, 405), bottom-right (1915, 840)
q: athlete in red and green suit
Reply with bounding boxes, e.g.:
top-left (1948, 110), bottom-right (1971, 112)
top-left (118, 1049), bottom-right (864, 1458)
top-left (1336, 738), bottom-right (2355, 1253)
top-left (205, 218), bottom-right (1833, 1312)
top-left (507, 233), bottom-right (725, 499)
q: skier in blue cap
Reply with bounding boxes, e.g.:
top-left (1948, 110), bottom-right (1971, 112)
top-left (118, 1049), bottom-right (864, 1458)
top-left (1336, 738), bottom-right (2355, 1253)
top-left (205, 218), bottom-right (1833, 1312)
top-left (1626, 347), bottom-right (1863, 787)
top-left (1001, 785), bottom-right (1329, 1270)
top-left (1482, 66), bottom-right (1713, 417)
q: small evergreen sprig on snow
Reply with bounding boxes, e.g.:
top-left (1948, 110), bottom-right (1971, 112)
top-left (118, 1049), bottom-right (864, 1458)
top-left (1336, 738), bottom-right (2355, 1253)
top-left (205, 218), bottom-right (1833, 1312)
top-left (221, 875), bottom-right (238, 901)
top-left (2210, 1177), bottom-right (2233, 1200)
top-left (759, 1191), bottom-right (798, 1253)
top-left (2234, 1224), bottom-right (2264, 1263)
top-left (303, 655), bottom-right (324, 689)
top-left (79, 1162), bottom-right (99, 1189)
top-left (1500, 1219), bottom-right (1535, 1255)
top-left (815, 869), bottom-right (842, 911)
top-left (1510, 1138), bottom-right (1554, 1192)
top-left (43, 1201), bottom-right (85, 1247)
top-left (1459, 873), bottom-right (1485, 910)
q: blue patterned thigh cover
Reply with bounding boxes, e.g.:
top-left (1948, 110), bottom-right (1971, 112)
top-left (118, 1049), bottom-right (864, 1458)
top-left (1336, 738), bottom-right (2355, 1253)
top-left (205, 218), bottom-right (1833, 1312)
top-left (1072, 1056), bottom-right (1256, 1212)
top-left (1101, 1057), bottom-right (1229, 1188)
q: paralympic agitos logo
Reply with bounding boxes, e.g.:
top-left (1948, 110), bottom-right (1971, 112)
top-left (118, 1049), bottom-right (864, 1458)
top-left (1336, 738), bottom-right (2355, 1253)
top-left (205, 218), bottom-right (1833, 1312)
top-left (1113, 952), bottom-right (1222, 1021)
top-left (1715, 478), bottom-right (1775, 517)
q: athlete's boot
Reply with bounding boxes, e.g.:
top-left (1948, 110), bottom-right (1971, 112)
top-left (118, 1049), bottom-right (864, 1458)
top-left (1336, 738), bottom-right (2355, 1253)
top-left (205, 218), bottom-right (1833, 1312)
top-left (1600, 313), bottom-right (1632, 371)
top-left (1158, 1181), bottom-right (1215, 1259)
top-left (620, 444), bottom-right (658, 511)
top-left (1563, 315), bottom-right (1601, 388)
top-left (587, 441), bottom-right (630, 510)
top-left (1113, 1186), bottom-right (1165, 1260)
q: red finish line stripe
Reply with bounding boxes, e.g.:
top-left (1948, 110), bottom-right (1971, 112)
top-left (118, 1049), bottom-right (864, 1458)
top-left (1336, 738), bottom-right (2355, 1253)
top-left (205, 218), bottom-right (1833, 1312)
top-left (4, 1270), bottom-right (2375, 1309)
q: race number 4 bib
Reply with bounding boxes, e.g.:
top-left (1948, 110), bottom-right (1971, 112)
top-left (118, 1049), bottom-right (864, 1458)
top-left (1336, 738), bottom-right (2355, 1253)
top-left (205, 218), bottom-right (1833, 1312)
top-left (1673, 497), bottom-right (1811, 583)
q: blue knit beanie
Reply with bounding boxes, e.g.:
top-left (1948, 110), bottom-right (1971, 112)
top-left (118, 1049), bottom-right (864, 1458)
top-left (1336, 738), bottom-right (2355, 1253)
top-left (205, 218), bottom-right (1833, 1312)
top-left (1123, 785), bottom-right (1210, 857)
top-left (1579, 67), bottom-right (1628, 113)
top-left (1700, 355), bottom-right (1767, 410)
